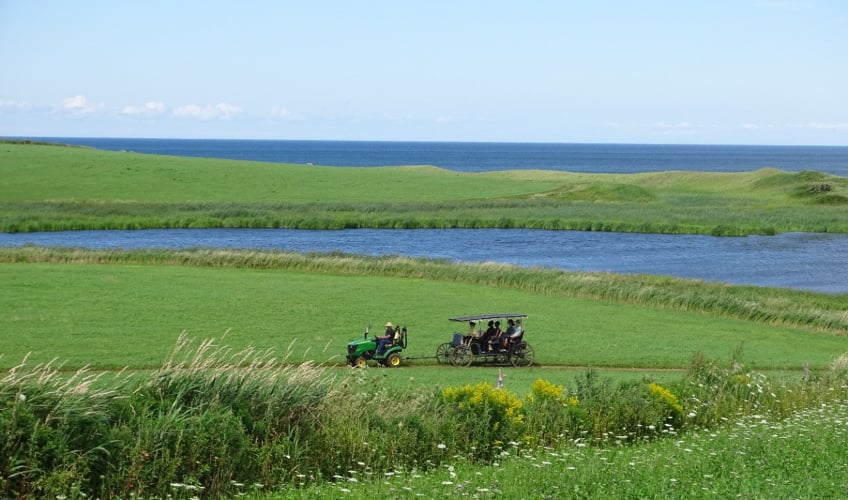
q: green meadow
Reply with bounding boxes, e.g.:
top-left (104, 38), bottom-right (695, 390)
top-left (2, 246), bottom-right (846, 373)
top-left (3, 141), bottom-right (848, 497)
top-left (2, 141), bottom-right (848, 234)
top-left (2, 247), bottom-right (847, 497)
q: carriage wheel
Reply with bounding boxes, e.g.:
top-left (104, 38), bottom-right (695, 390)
top-left (436, 343), bottom-right (453, 364)
top-left (510, 343), bottom-right (535, 367)
top-left (451, 345), bottom-right (474, 367)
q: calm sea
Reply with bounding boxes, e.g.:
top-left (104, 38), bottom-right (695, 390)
top-left (34, 137), bottom-right (848, 176)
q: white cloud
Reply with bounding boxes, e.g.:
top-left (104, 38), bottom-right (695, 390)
top-left (121, 101), bottom-right (167, 116)
top-left (737, 123), bottom-right (779, 131)
top-left (62, 95), bottom-right (101, 114)
top-left (653, 121), bottom-right (699, 130)
top-left (0, 98), bottom-right (30, 111)
top-left (173, 102), bottom-right (242, 120)
top-left (270, 106), bottom-right (300, 120)
top-left (790, 122), bottom-right (848, 132)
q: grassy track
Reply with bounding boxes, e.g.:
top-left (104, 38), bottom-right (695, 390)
top-left (2, 141), bottom-right (848, 234)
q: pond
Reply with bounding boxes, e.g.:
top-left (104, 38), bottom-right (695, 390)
top-left (2, 228), bottom-right (846, 294)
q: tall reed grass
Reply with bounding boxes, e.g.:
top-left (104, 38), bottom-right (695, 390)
top-left (2, 246), bottom-right (846, 335)
top-left (3, 197), bottom-right (848, 234)
top-left (3, 334), bottom-right (847, 497)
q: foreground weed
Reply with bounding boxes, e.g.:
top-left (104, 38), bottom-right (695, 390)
top-left (3, 344), bottom-right (848, 498)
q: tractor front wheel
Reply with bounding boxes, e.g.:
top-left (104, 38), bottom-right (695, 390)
top-left (355, 356), bottom-right (368, 368)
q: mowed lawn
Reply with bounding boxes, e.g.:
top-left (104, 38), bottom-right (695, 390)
top-left (2, 261), bottom-right (843, 376)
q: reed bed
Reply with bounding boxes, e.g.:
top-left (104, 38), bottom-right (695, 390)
top-left (2, 246), bottom-right (845, 335)
top-left (3, 197), bottom-right (848, 235)
top-left (3, 333), bottom-right (847, 498)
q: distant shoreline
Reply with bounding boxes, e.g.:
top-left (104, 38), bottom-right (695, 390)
top-left (6, 136), bottom-right (848, 175)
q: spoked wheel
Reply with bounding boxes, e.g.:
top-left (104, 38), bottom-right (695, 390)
top-left (451, 345), bottom-right (474, 367)
top-left (510, 343), bottom-right (535, 367)
top-left (436, 343), bottom-right (453, 364)
top-left (386, 352), bottom-right (402, 368)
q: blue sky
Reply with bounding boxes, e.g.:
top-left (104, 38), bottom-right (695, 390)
top-left (1, 1), bottom-right (846, 145)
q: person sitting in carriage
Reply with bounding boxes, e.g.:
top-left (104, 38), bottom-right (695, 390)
top-left (498, 319), bottom-right (523, 350)
top-left (480, 320), bottom-right (498, 351)
top-left (462, 320), bottom-right (479, 346)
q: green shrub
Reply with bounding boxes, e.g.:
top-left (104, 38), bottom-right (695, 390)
top-left (440, 382), bottom-right (525, 460)
top-left (522, 378), bottom-right (585, 445)
top-left (3, 341), bottom-right (848, 497)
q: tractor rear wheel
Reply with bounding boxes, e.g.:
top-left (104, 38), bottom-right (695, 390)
top-left (386, 352), bottom-right (402, 367)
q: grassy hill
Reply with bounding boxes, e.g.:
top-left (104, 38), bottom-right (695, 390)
top-left (2, 141), bottom-right (847, 234)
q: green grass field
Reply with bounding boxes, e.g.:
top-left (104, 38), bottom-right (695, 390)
top-left (2, 141), bottom-right (848, 234)
top-left (3, 248), bottom-right (846, 497)
top-left (2, 248), bottom-right (845, 376)
top-left (3, 141), bottom-right (848, 498)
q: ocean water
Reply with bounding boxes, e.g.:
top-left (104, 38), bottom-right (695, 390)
top-left (34, 137), bottom-right (848, 176)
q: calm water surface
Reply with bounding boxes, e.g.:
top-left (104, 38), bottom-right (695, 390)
top-left (2, 229), bottom-right (846, 294)
top-left (33, 138), bottom-right (848, 176)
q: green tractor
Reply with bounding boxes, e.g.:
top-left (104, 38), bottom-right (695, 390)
top-left (346, 324), bottom-right (408, 368)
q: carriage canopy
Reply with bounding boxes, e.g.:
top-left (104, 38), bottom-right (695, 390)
top-left (448, 313), bottom-right (527, 323)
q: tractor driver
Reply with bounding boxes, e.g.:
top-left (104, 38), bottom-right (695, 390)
top-left (377, 322), bottom-right (395, 354)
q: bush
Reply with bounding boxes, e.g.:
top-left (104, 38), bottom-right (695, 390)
top-left (3, 345), bottom-right (848, 497)
top-left (440, 382), bottom-right (524, 460)
top-left (522, 378), bottom-right (585, 445)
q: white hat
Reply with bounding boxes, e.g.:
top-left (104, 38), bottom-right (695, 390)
top-left (385, 322), bottom-right (393, 327)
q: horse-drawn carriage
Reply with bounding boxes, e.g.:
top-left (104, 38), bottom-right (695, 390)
top-left (435, 313), bottom-right (535, 367)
